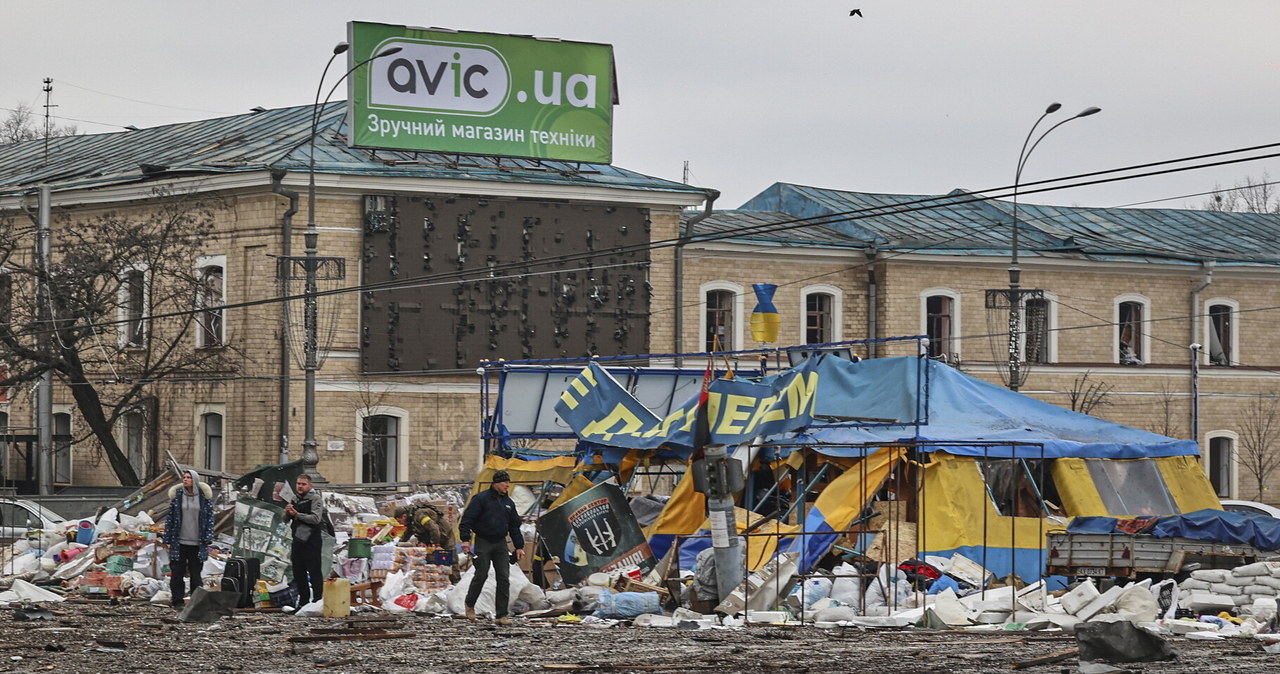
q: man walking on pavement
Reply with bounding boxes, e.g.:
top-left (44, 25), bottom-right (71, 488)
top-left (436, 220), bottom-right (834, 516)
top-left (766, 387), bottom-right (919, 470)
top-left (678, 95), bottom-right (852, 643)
top-left (162, 469), bottom-right (214, 608)
top-left (284, 474), bottom-right (327, 606)
top-left (459, 470), bottom-right (524, 625)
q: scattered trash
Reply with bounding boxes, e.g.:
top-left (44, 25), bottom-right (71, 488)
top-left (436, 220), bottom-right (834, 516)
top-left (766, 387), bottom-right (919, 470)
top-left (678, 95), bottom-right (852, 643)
top-left (1075, 620), bottom-right (1177, 663)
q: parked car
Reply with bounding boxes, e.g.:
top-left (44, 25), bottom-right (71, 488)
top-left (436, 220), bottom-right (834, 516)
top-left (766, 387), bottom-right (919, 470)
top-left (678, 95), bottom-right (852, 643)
top-left (1220, 499), bottom-right (1280, 519)
top-left (0, 497), bottom-right (68, 544)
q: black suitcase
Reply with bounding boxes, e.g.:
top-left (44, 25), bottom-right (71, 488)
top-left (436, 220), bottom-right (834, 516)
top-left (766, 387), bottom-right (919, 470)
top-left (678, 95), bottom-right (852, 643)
top-left (222, 557), bottom-right (261, 608)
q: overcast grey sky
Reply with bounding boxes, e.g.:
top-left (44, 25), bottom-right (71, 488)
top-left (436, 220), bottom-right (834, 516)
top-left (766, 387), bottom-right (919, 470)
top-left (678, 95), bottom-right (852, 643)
top-left (6, 1), bottom-right (1279, 210)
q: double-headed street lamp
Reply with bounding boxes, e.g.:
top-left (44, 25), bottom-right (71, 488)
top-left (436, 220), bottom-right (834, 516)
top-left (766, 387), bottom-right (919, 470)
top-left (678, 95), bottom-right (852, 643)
top-left (287, 41), bottom-right (402, 480)
top-left (987, 103), bottom-right (1100, 391)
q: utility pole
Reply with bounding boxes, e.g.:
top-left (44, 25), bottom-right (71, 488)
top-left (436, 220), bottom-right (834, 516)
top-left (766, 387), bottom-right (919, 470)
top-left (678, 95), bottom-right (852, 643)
top-left (36, 186), bottom-right (54, 495)
top-left (42, 78), bottom-right (54, 167)
top-left (692, 444), bottom-right (744, 603)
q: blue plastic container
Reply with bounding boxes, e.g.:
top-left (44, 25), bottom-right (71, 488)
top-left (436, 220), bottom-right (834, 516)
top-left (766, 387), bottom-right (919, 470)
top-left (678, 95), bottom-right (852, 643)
top-left (76, 520), bottom-right (96, 544)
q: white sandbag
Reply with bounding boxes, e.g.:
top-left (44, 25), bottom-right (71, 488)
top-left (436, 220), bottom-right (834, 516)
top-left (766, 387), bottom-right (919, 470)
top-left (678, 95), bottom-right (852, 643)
top-left (418, 590), bottom-right (450, 614)
top-left (1191, 569), bottom-right (1228, 583)
top-left (829, 563), bottom-right (863, 605)
top-left (95, 508), bottom-right (121, 534)
top-left (1244, 585), bottom-right (1275, 597)
top-left (150, 589), bottom-right (173, 604)
top-left (1232, 561), bottom-right (1272, 577)
top-left (1209, 582), bottom-right (1243, 596)
top-left (518, 582), bottom-right (550, 611)
top-left (1113, 584), bottom-right (1159, 623)
top-left (445, 563), bottom-right (532, 618)
top-left (1255, 575), bottom-right (1280, 590)
top-left (1224, 574), bottom-right (1252, 587)
top-left (545, 589), bottom-right (577, 604)
top-left (792, 576), bottom-right (833, 609)
top-left (1179, 578), bottom-right (1210, 590)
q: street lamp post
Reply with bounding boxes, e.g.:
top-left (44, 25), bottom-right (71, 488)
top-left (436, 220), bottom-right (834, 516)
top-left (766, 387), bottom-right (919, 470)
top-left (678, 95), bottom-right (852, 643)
top-left (292, 42), bottom-right (402, 481)
top-left (987, 103), bottom-right (1100, 391)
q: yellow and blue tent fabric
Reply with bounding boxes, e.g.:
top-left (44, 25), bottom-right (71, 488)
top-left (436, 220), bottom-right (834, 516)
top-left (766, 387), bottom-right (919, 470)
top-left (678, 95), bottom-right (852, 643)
top-left (786, 447), bottom-right (904, 572)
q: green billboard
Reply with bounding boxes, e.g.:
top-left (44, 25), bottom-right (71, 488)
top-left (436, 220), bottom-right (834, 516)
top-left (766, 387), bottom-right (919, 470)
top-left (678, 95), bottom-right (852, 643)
top-left (347, 22), bottom-right (615, 163)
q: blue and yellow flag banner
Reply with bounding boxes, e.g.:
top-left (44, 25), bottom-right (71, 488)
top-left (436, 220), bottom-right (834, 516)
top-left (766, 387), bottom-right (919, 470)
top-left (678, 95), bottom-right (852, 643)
top-left (555, 358), bottom-right (826, 452)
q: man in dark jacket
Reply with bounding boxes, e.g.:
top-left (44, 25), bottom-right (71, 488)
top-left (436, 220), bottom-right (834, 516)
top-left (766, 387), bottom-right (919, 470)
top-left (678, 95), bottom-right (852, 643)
top-left (283, 474), bottom-right (326, 606)
top-left (459, 470), bottom-right (524, 624)
top-left (162, 469), bottom-right (214, 608)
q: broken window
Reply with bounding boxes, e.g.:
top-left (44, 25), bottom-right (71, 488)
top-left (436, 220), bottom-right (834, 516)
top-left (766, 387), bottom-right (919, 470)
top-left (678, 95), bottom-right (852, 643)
top-left (1024, 298), bottom-right (1049, 364)
top-left (196, 264), bottom-right (225, 347)
top-left (705, 289), bottom-right (735, 351)
top-left (975, 458), bottom-right (1065, 518)
top-left (362, 414), bottom-right (399, 483)
top-left (804, 291), bottom-right (834, 344)
top-left (203, 412), bottom-right (224, 472)
top-left (1085, 459), bottom-right (1180, 517)
top-left (1117, 300), bottom-right (1143, 365)
top-left (1207, 436), bottom-right (1234, 498)
top-left (925, 295), bottom-right (953, 358)
top-left (123, 410), bottom-right (147, 480)
top-left (122, 268), bottom-right (147, 348)
top-left (1208, 303), bottom-right (1233, 366)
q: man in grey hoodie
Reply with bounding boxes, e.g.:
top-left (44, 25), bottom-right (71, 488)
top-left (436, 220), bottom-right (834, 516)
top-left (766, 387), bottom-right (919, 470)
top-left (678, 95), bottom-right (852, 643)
top-left (283, 474), bottom-right (326, 605)
top-left (162, 469), bottom-right (214, 608)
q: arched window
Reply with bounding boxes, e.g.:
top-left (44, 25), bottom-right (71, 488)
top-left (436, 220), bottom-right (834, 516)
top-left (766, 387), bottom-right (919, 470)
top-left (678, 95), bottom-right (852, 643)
top-left (920, 288), bottom-right (961, 360)
top-left (1115, 295), bottom-right (1150, 365)
top-left (1205, 432), bottom-right (1237, 499)
top-left (700, 282), bottom-right (742, 352)
top-left (801, 284), bottom-right (842, 345)
top-left (1205, 299), bottom-right (1238, 366)
top-left (196, 258), bottom-right (226, 347)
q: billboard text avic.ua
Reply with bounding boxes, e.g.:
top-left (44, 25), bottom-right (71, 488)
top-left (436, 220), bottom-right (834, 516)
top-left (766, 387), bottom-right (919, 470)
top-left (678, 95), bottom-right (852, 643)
top-left (348, 21), bottom-right (615, 163)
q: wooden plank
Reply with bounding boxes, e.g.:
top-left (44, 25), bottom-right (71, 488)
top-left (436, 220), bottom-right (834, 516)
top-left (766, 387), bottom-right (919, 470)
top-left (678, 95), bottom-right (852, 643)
top-left (286, 632), bottom-right (414, 643)
top-left (1010, 647), bottom-right (1078, 670)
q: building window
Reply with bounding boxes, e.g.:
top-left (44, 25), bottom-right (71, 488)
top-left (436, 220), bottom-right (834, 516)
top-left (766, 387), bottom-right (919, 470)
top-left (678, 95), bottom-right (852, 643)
top-left (361, 414), bottom-right (399, 483)
top-left (196, 264), bottom-right (225, 347)
top-left (202, 413), bottom-right (224, 471)
top-left (1207, 435), bottom-right (1235, 498)
top-left (53, 412), bottom-right (72, 484)
top-left (121, 268), bottom-right (147, 348)
top-left (1117, 298), bottom-right (1146, 365)
top-left (124, 410), bottom-right (146, 479)
top-left (1024, 297), bottom-right (1050, 364)
top-left (804, 292), bottom-right (833, 344)
top-left (921, 290), bottom-right (961, 360)
top-left (0, 273), bottom-right (11, 326)
top-left (1207, 302), bottom-right (1234, 366)
top-left (705, 289), bottom-right (735, 351)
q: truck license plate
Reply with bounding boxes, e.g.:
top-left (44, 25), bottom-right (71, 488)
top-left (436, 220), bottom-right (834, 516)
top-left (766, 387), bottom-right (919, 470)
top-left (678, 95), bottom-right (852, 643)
top-left (1077, 567), bottom-right (1107, 576)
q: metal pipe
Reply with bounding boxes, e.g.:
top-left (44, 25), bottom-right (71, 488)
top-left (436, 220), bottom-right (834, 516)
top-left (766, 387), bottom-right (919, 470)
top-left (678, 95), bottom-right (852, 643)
top-left (270, 168), bottom-right (298, 464)
top-left (1190, 262), bottom-right (1213, 446)
top-left (866, 248), bottom-right (878, 358)
top-left (36, 186), bottom-right (53, 495)
top-left (674, 191), bottom-right (719, 366)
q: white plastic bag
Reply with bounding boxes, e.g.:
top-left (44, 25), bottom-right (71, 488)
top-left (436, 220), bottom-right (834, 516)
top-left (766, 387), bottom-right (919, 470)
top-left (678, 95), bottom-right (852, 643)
top-left (446, 563), bottom-right (531, 618)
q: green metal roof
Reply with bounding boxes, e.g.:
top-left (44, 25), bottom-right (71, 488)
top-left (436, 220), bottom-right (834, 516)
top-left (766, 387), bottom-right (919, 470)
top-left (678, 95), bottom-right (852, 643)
top-left (0, 102), bottom-right (711, 199)
top-left (688, 182), bottom-right (1280, 266)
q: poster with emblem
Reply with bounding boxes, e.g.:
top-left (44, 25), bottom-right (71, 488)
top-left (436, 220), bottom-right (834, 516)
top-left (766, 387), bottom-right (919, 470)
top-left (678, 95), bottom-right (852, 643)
top-left (538, 482), bottom-right (654, 586)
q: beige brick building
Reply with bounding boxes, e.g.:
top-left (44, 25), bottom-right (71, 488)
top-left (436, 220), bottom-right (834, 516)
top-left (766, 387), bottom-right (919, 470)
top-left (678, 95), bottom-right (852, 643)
top-left (682, 183), bottom-right (1280, 505)
top-left (0, 104), bottom-right (707, 490)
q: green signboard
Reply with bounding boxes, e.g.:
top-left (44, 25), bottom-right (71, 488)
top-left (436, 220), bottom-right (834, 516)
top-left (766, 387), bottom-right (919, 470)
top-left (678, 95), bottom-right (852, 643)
top-left (347, 22), bottom-right (615, 163)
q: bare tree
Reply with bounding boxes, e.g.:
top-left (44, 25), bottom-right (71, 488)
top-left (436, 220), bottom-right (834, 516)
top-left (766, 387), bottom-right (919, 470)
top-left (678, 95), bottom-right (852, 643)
top-left (0, 186), bottom-right (237, 486)
top-left (1237, 390), bottom-right (1280, 499)
top-left (1067, 370), bottom-right (1114, 415)
top-left (1203, 173), bottom-right (1280, 214)
top-left (1, 102), bottom-right (78, 145)
top-left (1153, 381), bottom-right (1184, 439)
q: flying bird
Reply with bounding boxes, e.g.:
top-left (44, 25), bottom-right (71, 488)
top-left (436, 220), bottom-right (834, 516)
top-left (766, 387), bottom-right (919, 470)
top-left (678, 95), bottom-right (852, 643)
top-left (850, 9), bottom-right (862, 17)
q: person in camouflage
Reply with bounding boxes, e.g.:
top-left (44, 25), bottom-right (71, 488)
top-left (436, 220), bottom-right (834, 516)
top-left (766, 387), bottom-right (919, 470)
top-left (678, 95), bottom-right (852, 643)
top-left (395, 503), bottom-right (453, 548)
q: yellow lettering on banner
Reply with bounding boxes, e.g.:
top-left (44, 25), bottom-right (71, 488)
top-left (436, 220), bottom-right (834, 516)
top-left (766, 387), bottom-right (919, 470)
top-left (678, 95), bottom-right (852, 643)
top-left (743, 394), bottom-right (780, 434)
top-left (582, 403), bottom-right (647, 441)
top-left (642, 408), bottom-right (687, 438)
top-left (784, 371), bottom-right (819, 418)
top-left (717, 394), bottom-right (756, 435)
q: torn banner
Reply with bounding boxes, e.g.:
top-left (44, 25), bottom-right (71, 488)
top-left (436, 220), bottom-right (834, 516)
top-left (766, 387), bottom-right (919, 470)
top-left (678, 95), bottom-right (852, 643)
top-left (539, 482), bottom-right (655, 586)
